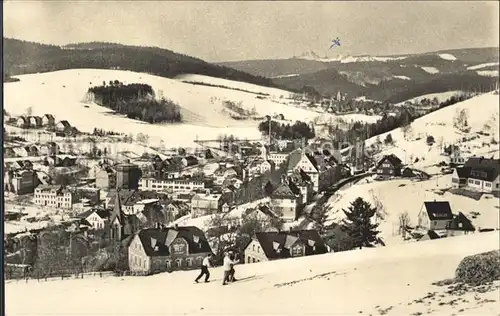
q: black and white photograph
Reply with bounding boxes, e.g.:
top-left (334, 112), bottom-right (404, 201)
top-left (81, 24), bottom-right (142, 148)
top-left (3, 1), bottom-right (500, 315)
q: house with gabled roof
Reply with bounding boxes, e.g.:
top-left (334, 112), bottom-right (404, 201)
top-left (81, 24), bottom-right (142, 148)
top-left (375, 154), bottom-right (403, 177)
top-left (15, 116), bottom-right (29, 128)
top-left (78, 208), bottom-right (110, 231)
top-left (463, 157), bottom-right (500, 193)
top-left (269, 177), bottom-right (303, 222)
top-left (417, 201), bottom-right (454, 231)
top-left (446, 212), bottom-right (475, 237)
top-left (41, 114), bottom-right (55, 126)
top-left (181, 156), bottom-right (199, 168)
top-left (243, 230), bottom-right (327, 264)
top-left (287, 149), bottom-right (340, 192)
top-left (190, 190), bottom-right (224, 218)
top-left (451, 166), bottom-right (471, 188)
top-left (55, 120), bottom-right (72, 132)
top-left (28, 116), bottom-right (43, 128)
top-left (128, 225), bottom-right (212, 274)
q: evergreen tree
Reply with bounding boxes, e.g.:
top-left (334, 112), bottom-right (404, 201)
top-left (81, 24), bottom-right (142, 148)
top-left (342, 197), bottom-right (380, 249)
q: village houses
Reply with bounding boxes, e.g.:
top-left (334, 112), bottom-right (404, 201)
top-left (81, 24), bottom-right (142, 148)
top-left (243, 230), bottom-right (328, 264)
top-left (128, 225), bottom-right (212, 274)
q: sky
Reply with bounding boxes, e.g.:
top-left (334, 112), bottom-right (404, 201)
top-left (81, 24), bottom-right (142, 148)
top-left (3, 1), bottom-right (499, 62)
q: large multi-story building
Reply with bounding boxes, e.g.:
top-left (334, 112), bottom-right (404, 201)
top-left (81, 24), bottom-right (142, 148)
top-left (4, 169), bottom-right (38, 195)
top-left (138, 176), bottom-right (206, 193)
top-left (115, 162), bottom-right (141, 190)
top-left (34, 185), bottom-right (74, 209)
top-left (128, 225), bottom-right (212, 275)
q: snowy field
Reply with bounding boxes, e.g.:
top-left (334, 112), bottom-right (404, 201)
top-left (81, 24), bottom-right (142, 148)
top-left (5, 232), bottom-right (499, 316)
top-left (4, 69), bottom-right (344, 147)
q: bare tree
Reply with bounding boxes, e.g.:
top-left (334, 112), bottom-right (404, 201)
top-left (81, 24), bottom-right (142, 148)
top-left (369, 189), bottom-right (386, 224)
top-left (401, 123), bottom-right (413, 141)
top-left (398, 212), bottom-right (411, 239)
top-left (206, 213), bottom-right (238, 260)
top-left (453, 109), bottom-right (469, 132)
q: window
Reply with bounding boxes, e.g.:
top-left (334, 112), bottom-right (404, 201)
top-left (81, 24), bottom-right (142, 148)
top-left (252, 258), bottom-right (256, 263)
top-left (468, 179), bottom-right (474, 184)
top-left (176, 258), bottom-right (182, 267)
top-left (165, 260), bottom-right (171, 269)
top-left (485, 182), bottom-right (492, 187)
top-left (186, 258), bottom-right (193, 267)
top-left (247, 257), bottom-right (251, 263)
top-left (475, 180), bottom-right (480, 185)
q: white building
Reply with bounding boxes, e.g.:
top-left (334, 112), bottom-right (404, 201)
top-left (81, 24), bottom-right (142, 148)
top-left (138, 177), bottom-right (205, 193)
top-left (34, 185), bottom-right (74, 209)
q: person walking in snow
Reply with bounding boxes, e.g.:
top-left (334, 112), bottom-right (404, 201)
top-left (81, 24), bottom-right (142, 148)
top-left (195, 253), bottom-right (212, 283)
top-left (228, 252), bottom-right (238, 282)
top-left (222, 251), bottom-right (238, 285)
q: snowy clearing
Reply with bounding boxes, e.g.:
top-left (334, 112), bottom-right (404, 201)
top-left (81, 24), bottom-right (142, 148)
top-left (438, 53), bottom-right (457, 61)
top-left (420, 66), bottom-right (440, 74)
top-left (5, 232), bottom-right (499, 316)
top-left (393, 75), bottom-right (411, 80)
top-left (477, 70), bottom-right (499, 77)
top-left (270, 74), bottom-right (300, 79)
top-left (466, 62), bottom-right (499, 70)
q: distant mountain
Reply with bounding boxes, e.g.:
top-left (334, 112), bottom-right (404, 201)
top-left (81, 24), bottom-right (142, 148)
top-left (218, 47), bottom-right (499, 103)
top-left (2, 38), bottom-right (282, 89)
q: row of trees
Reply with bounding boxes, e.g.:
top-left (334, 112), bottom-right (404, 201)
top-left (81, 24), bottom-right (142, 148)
top-left (258, 120), bottom-right (315, 140)
top-left (223, 100), bottom-right (257, 117)
top-left (4, 39), bottom-right (280, 89)
top-left (88, 82), bottom-right (182, 123)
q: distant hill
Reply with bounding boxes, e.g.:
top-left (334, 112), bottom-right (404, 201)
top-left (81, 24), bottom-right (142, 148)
top-left (218, 47), bottom-right (499, 103)
top-left (2, 38), bottom-right (282, 89)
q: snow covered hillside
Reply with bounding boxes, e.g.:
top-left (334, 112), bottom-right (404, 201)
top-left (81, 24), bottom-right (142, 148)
top-left (325, 175), bottom-right (500, 244)
top-left (366, 92), bottom-right (500, 167)
top-left (4, 69), bottom-right (337, 147)
top-left (6, 232), bottom-right (499, 316)
top-left (321, 92), bottom-right (500, 243)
